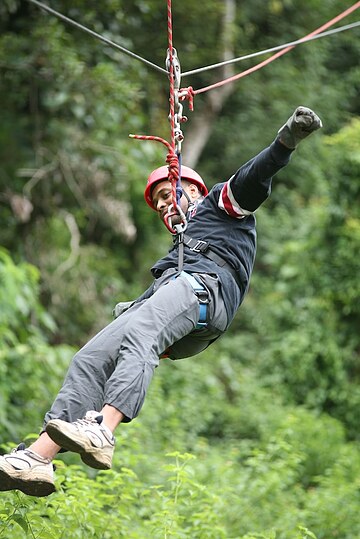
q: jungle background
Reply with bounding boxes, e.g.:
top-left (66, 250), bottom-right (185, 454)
top-left (0, 0), bottom-right (359, 537)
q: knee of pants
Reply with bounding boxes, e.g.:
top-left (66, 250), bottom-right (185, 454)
top-left (70, 346), bottom-right (116, 381)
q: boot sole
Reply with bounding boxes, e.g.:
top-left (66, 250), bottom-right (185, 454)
top-left (46, 422), bottom-right (112, 470)
top-left (0, 468), bottom-right (55, 497)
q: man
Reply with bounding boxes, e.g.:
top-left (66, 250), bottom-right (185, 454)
top-left (0, 106), bottom-right (322, 497)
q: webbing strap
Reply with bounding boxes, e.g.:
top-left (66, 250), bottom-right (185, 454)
top-left (179, 271), bottom-right (208, 328)
top-left (180, 235), bottom-right (240, 287)
top-left (177, 231), bottom-right (184, 273)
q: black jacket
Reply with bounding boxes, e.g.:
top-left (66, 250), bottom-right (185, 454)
top-left (151, 138), bottom-right (293, 325)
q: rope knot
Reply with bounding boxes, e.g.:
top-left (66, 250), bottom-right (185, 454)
top-left (166, 152), bottom-right (179, 184)
top-left (179, 86), bottom-right (195, 111)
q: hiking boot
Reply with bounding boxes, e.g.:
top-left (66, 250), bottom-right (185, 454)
top-left (0, 443), bottom-right (55, 497)
top-left (45, 411), bottom-right (115, 470)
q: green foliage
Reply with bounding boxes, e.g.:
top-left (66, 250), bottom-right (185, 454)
top-left (0, 0), bottom-right (166, 343)
top-left (0, 248), bottom-right (74, 440)
top-left (232, 118), bottom-right (360, 437)
top-left (2, 423), bottom-right (360, 538)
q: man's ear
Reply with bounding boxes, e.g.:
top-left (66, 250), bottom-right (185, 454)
top-left (188, 183), bottom-right (200, 201)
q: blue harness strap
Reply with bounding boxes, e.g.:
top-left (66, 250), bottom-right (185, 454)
top-left (179, 271), bottom-right (208, 329)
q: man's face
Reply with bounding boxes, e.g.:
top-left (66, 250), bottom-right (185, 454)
top-left (151, 180), bottom-right (197, 224)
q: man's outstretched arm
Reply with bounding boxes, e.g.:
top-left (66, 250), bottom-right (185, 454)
top-left (219, 106), bottom-right (323, 216)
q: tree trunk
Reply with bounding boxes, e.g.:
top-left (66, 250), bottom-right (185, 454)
top-left (182, 0), bottom-right (236, 168)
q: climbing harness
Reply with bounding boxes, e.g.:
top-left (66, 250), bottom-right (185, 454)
top-left (113, 272), bottom-right (209, 329)
top-left (178, 235), bottom-right (240, 287)
top-left (178, 272), bottom-right (209, 329)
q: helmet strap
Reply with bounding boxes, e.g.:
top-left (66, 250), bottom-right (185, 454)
top-left (182, 189), bottom-right (191, 204)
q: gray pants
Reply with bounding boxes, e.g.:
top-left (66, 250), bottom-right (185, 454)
top-left (44, 271), bottom-right (228, 425)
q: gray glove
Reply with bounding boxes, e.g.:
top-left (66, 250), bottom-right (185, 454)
top-left (277, 106), bottom-right (322, 149)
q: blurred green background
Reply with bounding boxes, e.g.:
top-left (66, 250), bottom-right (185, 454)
top-left (0, 1), bottom-right (359, 537)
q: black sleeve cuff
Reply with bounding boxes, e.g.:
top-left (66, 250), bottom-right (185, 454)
top-left (271, 138), bottom-right (295, 164)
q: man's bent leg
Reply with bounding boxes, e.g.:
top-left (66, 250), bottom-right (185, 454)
top-left (104, 276), bottom-right (201, 421)
top-left (43, 303), bottom-right (147, 428)
top-left (44, 275), bottom-right (206, 466)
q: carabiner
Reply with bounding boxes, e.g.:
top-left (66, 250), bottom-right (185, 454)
top-left (166, 47), bottom-right (181, 89)
top-left (164, 203), bottom-right (187, 235)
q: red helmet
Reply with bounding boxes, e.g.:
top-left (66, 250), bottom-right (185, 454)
top-left (144, 165), bottom-right (208, 210)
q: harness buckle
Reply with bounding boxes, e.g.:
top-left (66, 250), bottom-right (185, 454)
top-left (196, 289), bottom-right (209, 304)
top-left (189, 239), bottom-right (208, 253)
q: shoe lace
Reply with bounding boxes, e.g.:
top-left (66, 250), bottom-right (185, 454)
top-left (11, 442), bottom-right (26, 453)
top-left (74, 415), bottom-right (102, 429)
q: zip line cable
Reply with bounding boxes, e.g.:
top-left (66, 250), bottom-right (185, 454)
top-left (25, 0), bottom-right (168, 75)
top-left (26, 0), bottom-right (359, 88)
top-left (193, 1), bottom-right (360, 95)
top-left (182, 20), bottom-right (360, 78)
top-left (25, 0), bottom-right (359, 232)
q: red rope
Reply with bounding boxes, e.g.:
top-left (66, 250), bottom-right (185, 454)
top-left (129, 134), bottom-right (177, 180)
top-left (129, 134), bottom-right (172, 150)
top-left (193, 1), bottom-right (360, 95)
top-left (130, 1), bottom-right (182, 234)
top-left (179, 86), bottom-right (195, 111)
top-left (128, 135), bottom-right (179, 184)
top-left (166, 0), bottom-right (179, 215)
top-left (166, 151), bottom-right (179, 185)
top-left (167, 0), bottom-right (175, 152)
top-left (129, 133), bottom-right (181, 233)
